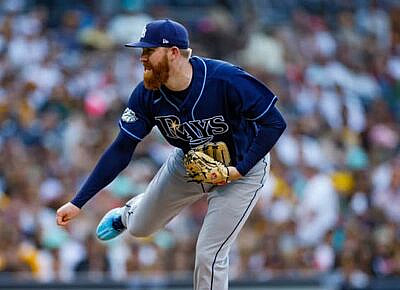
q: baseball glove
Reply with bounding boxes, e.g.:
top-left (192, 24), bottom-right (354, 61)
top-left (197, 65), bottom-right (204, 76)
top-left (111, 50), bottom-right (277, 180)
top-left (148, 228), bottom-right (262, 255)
top-left (195, 141), bottom-right (231, 166)
top-left (183, 150), bottom-right (229, 184)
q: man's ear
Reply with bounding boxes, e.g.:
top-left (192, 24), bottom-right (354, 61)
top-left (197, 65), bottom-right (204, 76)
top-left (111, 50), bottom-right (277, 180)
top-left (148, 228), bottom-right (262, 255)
top-left (168, 46), bottom-right (180, 60)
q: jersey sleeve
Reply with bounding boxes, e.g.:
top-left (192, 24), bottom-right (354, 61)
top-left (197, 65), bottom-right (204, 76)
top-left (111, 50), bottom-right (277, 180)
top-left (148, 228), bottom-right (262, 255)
top-left (119, 84), bottom-right (153, 141)
top-left (227, 68), bottom-right (278, 120)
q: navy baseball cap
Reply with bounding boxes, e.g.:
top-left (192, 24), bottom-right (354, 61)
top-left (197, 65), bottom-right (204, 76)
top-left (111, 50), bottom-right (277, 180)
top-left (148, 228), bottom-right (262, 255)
top-left (125, 19), bottom-right (189, 49)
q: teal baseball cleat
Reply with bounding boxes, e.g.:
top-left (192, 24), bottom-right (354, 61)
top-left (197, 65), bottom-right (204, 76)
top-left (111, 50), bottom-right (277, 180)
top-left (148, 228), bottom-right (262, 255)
top-left (96, 207), bottom-right (126, 241)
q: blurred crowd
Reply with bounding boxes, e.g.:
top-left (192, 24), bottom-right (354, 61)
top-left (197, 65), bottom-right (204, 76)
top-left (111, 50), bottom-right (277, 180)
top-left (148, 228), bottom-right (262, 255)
top-left (0, 0), bottom-right (399, 288)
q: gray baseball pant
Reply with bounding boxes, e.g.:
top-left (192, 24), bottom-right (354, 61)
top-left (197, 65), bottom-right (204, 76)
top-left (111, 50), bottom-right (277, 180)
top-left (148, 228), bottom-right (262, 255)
top-left (121, 148), bottom-right (270, 290)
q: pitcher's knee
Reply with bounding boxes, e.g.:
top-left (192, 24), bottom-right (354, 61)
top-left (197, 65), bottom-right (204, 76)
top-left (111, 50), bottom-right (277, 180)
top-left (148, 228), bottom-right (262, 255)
top-left (195, 251), bottom-right (214, 272)
top-left (127, 224), bottom-right (153, 237)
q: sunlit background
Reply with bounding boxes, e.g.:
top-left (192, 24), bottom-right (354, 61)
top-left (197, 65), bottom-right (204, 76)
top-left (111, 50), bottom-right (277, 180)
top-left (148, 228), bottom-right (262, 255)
top-left (0, 0), bottom-right (399, 289)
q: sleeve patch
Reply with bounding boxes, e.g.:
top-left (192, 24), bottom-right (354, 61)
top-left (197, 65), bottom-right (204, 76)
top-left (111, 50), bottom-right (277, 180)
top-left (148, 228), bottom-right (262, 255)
top-left (121, 108), bottom-right (138, 123)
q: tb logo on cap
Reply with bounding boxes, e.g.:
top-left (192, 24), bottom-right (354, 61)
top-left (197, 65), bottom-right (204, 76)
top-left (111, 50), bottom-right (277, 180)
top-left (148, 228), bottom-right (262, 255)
top-left (141, 26), bottom-right (147, 38)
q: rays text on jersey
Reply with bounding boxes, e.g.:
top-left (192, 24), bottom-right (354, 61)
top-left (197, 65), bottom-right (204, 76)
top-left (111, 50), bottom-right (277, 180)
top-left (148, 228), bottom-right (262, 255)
top-left (155, 115), bottom-right (229, 146)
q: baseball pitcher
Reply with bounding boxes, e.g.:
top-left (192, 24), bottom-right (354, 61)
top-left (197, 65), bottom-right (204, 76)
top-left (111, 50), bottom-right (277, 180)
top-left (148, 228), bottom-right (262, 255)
top-left (56, 19), bottom-right (286, 290)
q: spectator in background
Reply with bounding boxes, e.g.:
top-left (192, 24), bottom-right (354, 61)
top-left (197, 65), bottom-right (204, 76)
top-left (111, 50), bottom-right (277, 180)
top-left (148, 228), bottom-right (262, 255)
top-left (296, 165), bottom-right (339, 246)
top-left (373, 158), bottom-right (400, 223)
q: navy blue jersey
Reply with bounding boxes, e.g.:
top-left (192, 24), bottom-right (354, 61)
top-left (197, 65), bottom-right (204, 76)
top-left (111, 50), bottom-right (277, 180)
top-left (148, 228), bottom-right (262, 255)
top-left (119, 56), bottom-right (278, 167)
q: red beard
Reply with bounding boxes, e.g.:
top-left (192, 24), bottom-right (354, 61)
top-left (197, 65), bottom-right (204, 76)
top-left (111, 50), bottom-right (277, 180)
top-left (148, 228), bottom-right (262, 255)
top-left (143, 54), bottom-right (170, 90)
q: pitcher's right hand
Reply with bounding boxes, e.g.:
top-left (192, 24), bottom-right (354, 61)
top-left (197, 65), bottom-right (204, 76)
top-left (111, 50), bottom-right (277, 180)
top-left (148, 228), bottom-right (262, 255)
top-left (56, 202), bottom-right (81, 226)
